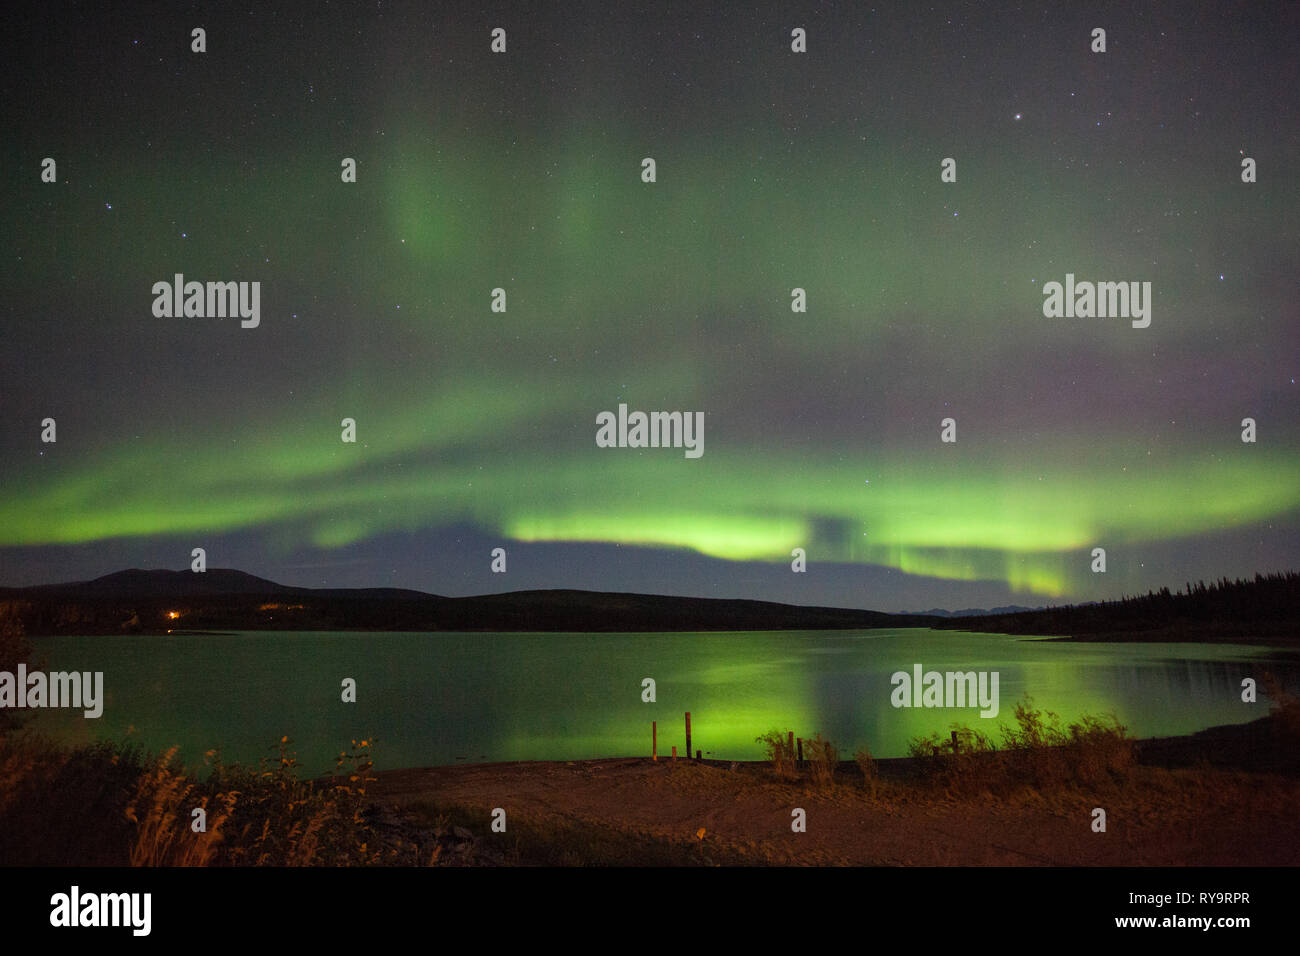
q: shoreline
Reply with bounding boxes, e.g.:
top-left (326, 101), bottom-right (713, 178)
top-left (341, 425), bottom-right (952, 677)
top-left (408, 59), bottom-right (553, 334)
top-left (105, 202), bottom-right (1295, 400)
top-left (347, 714), bottom-right (1299, 866)
top-left (348, 712), bottom-right (1292, 785)
top-left (29, 625), bottom-right (1300, 649)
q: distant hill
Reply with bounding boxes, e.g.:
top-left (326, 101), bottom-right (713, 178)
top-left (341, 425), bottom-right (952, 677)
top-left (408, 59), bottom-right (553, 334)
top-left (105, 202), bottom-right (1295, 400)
top-left (23, 568), bottom-right (302, 598)
top-left (0, 568), bottom-right (939, 635)
top-left (17, 568), bottom-right (436, 601)
top-left (910, 605), bottom-right (1044, 618)
top-left (934, 571), bottom-right (1300, 644)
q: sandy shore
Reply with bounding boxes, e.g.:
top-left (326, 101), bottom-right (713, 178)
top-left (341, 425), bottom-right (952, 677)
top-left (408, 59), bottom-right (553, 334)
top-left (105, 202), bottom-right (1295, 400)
top-left (353, 718), bottom-right (1300, 866)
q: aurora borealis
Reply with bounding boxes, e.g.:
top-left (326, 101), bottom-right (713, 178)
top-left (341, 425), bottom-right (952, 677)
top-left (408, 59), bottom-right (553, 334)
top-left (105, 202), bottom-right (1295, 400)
top-left (2, 1), bottom-right (1297, 610)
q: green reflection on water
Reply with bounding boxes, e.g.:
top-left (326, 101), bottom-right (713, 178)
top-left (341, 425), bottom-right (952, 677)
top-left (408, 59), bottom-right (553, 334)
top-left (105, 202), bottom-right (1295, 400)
top-left (23, 629), bottom-right (1295, 775)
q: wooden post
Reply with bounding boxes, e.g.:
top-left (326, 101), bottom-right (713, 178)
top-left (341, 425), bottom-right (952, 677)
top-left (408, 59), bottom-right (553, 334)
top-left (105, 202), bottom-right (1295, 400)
top-left (672, 746), bottom-right (677, 762)
top-left (950, 729), bottom-right (959, 751)
top-left (685, 712), bottom-right (692, 760)
top-left (652, 721), bottom-right (657, 761)
top-left (796, 737), bottom-right (804, 767)
top-left (696, 750), bottom-right (701, 760)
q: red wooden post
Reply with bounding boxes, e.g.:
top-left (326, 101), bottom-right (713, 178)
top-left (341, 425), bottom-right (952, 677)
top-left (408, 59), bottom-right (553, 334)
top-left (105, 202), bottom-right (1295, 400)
top-left (685, 712), bottom-right (692, 760)
top-left (652, 721), bottom-right (658, 761)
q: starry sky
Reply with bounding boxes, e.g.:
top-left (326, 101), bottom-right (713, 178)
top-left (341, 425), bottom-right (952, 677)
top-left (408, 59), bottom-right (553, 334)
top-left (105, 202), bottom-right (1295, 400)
top-left (1, 1), bottom-right (1297, 612)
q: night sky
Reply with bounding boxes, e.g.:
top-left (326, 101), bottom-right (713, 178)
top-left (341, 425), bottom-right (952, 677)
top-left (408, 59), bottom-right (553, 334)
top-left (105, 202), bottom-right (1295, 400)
top-left (2, 1), bottom-right (1297, 612)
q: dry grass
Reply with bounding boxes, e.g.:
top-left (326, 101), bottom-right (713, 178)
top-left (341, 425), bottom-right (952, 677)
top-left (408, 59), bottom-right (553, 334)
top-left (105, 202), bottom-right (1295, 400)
top-left (0, 733), bottom-right (416, 866)
top-left (803, 733), bottom-right (838, 788)
top-left (906, 695), bottom-right (1133, 798)
top-left (755, 729), bottom-right (796, 780)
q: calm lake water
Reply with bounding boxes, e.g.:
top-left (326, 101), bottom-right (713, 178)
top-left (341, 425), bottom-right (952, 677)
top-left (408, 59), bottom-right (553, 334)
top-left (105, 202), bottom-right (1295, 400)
top-left (24, 629), bottom-right (1300, 775)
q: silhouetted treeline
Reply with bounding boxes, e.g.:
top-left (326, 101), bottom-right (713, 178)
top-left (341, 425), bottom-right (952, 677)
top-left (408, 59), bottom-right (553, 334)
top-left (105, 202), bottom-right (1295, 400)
top-left (936, 571), bottom-right (1300, 642)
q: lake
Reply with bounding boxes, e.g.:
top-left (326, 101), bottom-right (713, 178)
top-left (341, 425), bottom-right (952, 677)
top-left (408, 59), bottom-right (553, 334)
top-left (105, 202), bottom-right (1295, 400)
top-left (22, 628), bottom-right (1299, 775)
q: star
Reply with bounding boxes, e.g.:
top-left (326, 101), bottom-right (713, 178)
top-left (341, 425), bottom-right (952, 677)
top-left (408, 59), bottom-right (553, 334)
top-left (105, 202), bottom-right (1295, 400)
top-left (1014, 113), bottom-right (1022, 121)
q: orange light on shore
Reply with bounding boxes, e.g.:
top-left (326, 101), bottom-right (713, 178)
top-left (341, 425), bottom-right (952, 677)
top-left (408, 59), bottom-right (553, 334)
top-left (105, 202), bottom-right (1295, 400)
top-left (166, 610), bottom-right (180, 619)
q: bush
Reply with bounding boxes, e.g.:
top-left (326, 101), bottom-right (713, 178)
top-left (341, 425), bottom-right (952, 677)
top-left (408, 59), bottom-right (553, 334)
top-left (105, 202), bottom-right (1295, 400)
top-left (908, 724), bottom-right (998, 794)
top-left (182, 735), bottom-right (381, 866)
top-left (0, 733), bottom-right (398, 866)
top-left (803, 733), bottom-right (838, 788)
top-left (755, 730), bottom-right (795, 780)
top-left (999, 697), bottom-right (1132, 789)
top-left (906, 696), bottom-right (1131, 796)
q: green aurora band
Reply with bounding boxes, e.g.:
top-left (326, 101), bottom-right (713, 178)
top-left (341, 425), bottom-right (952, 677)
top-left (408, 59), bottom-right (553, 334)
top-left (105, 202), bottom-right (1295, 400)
top-left (5, 120), bottom-right (1297, 601)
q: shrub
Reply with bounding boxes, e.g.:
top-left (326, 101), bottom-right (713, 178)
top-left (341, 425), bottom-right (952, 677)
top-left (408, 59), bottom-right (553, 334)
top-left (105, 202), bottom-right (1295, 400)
top-left (907, 695), bottom-right (1132, 796)
top-left (999, 697), bottom-right (1132, 789)
top-left (908, 724), bottom-right (999, 795)
top-left (0, 733), bottom-right (398, 866)
top-left (188, 735), bottom-right (381, 866)
top-left (755, 730), bottom-right (795, 780)
top-left (803, 733), bottom-right (838, 788)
